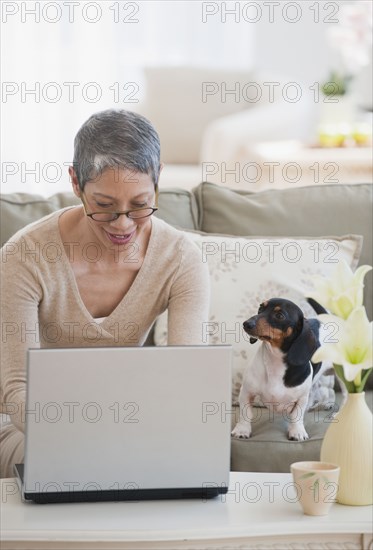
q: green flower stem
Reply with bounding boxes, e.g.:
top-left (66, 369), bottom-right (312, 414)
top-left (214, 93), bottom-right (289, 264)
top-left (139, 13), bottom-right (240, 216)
top-left (354, 371), bottom-right (362, 387)
top-left (333, 364), bottom-right (356, 393)
top-left (356, 368), bottom-right (373, 393)
top-left (334, 364), bottom-right (373, 393)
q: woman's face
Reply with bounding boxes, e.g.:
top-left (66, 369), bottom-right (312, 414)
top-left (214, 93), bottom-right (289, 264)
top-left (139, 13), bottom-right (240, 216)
top-left (73, 167), bottom-right (157, 249)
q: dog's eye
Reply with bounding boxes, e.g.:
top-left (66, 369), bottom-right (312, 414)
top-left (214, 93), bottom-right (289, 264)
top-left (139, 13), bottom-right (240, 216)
top-left (275, 311), bottom-right (286, 320)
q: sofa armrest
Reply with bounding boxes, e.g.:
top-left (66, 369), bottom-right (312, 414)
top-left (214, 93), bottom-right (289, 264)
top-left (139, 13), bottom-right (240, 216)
top-left (200, 94), bottom-right (316, 170)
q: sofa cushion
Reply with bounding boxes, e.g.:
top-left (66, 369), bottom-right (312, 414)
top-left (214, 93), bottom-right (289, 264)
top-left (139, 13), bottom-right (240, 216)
top-left (0, 188), bottom-right (198, 247)
top-left (154, 231), bottom-right (363, 403)
top-left (230, 391), bottom-right (373, 472)
top-left (155, 188), bottom-right (199, 230)
top-left (193, 182), bottom-right (373, 319)
top-left (0, 193), bottom-right (81, 247)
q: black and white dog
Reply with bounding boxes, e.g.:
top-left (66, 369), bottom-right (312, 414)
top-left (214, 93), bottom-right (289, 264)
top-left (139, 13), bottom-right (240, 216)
top-left (232, 298), bottom-right (338, 441)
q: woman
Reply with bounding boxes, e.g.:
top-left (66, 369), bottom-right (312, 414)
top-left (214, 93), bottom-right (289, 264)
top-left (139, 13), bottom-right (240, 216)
top-left (0, 109), bottom-right (210, 478)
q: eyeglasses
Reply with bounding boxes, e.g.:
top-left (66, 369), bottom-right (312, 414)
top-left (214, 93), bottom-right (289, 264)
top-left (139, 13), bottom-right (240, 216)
top-left (80, 190), bottom-right (158, 222)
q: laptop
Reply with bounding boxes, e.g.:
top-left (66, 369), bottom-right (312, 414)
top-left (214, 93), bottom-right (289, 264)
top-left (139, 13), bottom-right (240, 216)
top-left (15, 345), bottom-right (232, 504)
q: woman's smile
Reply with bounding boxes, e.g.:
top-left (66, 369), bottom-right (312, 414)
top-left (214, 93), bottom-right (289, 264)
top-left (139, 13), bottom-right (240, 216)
top-left (104, 228), bottom-right (137, 245)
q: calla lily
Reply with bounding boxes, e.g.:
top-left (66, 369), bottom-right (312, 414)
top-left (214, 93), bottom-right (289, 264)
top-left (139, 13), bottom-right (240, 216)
top-left (308, 260), bottom-right (372, 320)
top-left (312, 307), bottom-right (373, 391)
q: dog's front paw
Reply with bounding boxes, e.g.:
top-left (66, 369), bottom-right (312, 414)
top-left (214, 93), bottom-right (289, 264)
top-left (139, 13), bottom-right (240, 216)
top-left (231, 422), bottom-right (252, 439)
top-left (287, 425), bottom-right (309, 441)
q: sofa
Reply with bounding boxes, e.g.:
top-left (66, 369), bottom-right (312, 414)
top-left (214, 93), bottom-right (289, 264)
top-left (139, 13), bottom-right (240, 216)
top-left (1, 181), bottom-right (372, 473)
top-left (136, 66), bottom-right (314, 191)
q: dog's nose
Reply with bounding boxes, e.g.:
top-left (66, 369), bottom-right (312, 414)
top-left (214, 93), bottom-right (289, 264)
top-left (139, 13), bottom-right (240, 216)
top-left (243, 319), bottom-right (256, 331)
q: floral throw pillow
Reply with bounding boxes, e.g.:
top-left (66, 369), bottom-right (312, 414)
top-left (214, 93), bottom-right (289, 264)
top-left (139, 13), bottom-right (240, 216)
top-left (154, 232), bottom-right (362, 405)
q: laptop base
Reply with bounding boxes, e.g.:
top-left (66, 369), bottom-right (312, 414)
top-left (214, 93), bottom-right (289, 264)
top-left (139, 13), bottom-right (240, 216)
top-left (15, 464), bottom-right (228, 504)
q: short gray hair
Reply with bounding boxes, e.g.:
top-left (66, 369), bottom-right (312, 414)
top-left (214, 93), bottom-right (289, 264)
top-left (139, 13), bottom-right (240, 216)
top-left (72, 109), bottom-right (161, 190)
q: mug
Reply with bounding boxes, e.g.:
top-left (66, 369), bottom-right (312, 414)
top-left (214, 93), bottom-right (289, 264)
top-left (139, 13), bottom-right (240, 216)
top-left (291, 461), bottom-right (340, 516)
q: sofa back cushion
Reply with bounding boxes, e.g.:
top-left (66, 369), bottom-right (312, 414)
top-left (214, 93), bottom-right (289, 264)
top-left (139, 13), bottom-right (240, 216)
top-left (0, 193), bottom-right (81, 247)
top-left (155, 188), bottom-right (199, 230)
top-left (193, 182), bottom-right (373, 319)
top-left (141, 66), bottom-right (255, 164)
top-left (0, 188), bottom-right (198, 247)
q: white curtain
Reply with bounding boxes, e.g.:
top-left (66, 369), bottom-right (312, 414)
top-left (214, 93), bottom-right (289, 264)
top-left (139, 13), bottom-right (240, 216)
top-left (1, 1), bottom-right (254, 194)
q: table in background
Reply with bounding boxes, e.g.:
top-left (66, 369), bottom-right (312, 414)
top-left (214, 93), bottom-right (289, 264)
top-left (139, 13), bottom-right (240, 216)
top-left (1, 472), bottom-right (372, 549)
top-left (234, 140), bottom-right (373, 192)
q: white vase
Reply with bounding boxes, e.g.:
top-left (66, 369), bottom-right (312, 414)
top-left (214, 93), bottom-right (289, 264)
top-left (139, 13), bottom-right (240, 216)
top-left (320, 392), bottom-right (372, 505)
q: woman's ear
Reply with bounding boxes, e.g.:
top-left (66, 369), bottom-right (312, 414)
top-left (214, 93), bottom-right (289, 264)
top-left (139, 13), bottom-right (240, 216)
top-left (69, 166), bottom-right (81, 198)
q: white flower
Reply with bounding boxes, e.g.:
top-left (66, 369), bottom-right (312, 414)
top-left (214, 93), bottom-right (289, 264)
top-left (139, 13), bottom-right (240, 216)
top-left (327, 1), bottom-right (373, 75)
top-left (313, 307), bottom-right (373, 383)
top-left (308, 260), bottom-right (372, 320)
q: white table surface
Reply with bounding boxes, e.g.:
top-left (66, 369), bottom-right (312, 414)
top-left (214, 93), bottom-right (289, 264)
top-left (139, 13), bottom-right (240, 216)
top-left (1, 472), bottom-right (372, 549)
top-left (222, 139), bottom-right (373, 191)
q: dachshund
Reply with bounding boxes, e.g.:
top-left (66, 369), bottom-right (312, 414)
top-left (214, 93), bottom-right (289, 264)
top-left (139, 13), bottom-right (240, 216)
top-left (231, 298), bottom-right (336, 441)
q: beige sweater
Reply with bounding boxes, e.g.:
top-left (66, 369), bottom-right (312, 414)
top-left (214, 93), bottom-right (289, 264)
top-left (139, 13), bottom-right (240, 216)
top-left (1, 209), bottom-right (210, 432)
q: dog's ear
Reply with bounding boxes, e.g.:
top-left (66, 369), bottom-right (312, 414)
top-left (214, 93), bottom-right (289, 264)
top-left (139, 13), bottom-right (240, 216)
top-left (286, 319), bottom-right (320, 367)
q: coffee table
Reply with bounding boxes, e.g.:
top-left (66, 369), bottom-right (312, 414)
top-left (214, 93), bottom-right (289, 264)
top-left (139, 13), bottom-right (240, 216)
top-left (1, 472), bottom-right (371, 549)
